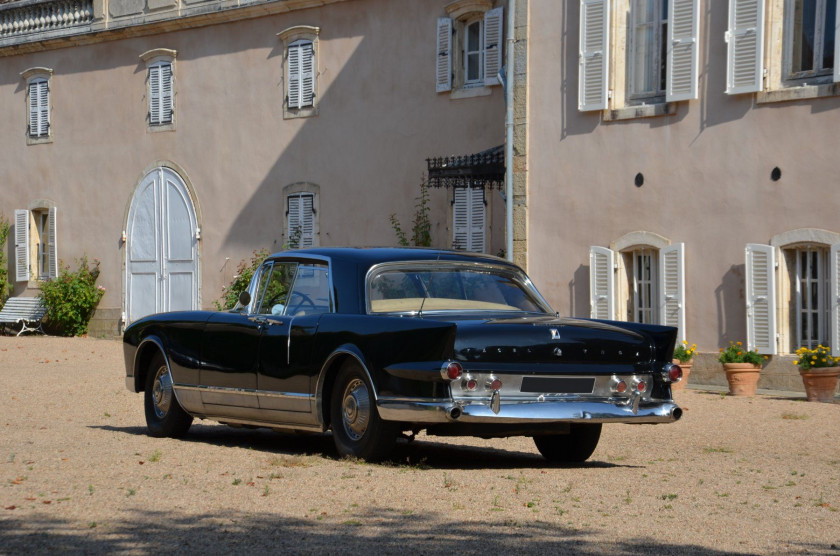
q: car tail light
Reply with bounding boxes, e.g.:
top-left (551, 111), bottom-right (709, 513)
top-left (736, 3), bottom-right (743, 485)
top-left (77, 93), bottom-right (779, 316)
top-left (636, 380), bottom-right (646, 392)
top-left (464, 377), bottom-right (478, 391)
top-left (612, 379), bottom-right (628, 394)
top-left (489, 378), bottom-right (503, 391)
top-left (442, 362), bottom-right (463, 380)
top-left (667, 364), bottom-right (683, 383)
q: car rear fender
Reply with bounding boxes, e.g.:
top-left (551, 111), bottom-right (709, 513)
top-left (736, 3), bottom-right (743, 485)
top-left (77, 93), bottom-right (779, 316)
top-left (315, 345), bottom-right (377, 430)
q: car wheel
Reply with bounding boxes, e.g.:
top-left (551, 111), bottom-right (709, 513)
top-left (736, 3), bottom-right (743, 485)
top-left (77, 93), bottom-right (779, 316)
top-left (533, 423), bottom-right (602, 463)
top-left (144, 352), bottom-right (193, 438)
top-left (330, 359), bottom-right (397, 462)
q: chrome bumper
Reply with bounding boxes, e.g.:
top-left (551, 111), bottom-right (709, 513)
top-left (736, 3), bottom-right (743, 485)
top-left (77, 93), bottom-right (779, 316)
top-left (377, 397), bottom-right (682, 424)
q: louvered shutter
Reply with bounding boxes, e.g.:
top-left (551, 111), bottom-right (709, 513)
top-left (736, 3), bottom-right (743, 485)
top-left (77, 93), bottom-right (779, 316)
top-left (160, 63), bottom-right (173, 124)
top-left (725, 0), bottom-right (765, 94)
top-left (468, 188), bottom-right (486, 253)
top-left (300, 42), bottom-right (315, 107)
top-left (589, 246), bottom-right (615, 319)
top-left (452, 188), bottom-right (468, 250)
top-left (746, 244), bottom-right (777, 354)
top-left (14, 209), bottom-right (30, 282)
top-left (437, 18), bottom-right (453, 92)
top-left (47, 207), bottom-right (58, 279)
top-left (579, 0), bottom-right (610, 111)
top-left (300, 194), bottom-right (315, 247)
top-left (830, 243), bottom-right (840, 356)
top-left (484, 7), bottom-right (504, 86)
top-left (834, 0), bottom-right (840, 83)
top-left (667, 0), bottom-right (699, 102)
top-left (149, 65), bottom-right (161, 124)
top-left (28, 80), bottom-right (48, 137)
top-left (288, 195), bottom-right (301, 248)
top-left (28, 82), bottom-right (38, 136)
top-left (659, 243), bottom-right (685, 341)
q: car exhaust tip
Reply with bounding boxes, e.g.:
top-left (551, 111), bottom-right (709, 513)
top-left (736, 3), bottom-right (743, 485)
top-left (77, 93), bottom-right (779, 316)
top-left (671, 407), bottom-right (683, 421)
top-left (447, 406), bottom-right (462, 421)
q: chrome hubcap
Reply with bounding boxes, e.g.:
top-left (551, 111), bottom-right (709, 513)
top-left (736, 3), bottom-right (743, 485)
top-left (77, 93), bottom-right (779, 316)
top-left (152, 365), bottom-right (173, 419)
top-left (341, 378), bottom-right (370, 441)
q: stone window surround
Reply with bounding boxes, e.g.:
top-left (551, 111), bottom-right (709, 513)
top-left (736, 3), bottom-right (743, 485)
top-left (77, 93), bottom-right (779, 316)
top-left (445, 0), bottom-right (494, 99)
top-left (610, 231), bottom-right (671, 323)
top-left (770, 228), bottom-right (840, 353)
top-left (21, 67), bottom-right (53, 145)
top-left (140, 48), bottom-right (176, 131)
top-left (282, 182), bottom-right (320, 247)
top-left (25, 198), bottom-right (57, 287)
top-left (277, 25), bottom-right (320, 120)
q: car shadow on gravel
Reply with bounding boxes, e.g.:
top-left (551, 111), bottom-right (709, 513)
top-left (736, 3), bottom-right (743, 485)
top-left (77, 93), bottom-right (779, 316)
top-left (92, 424), bottom-right (639, 470)
top-left (0, 509), bottom-right (796, 554)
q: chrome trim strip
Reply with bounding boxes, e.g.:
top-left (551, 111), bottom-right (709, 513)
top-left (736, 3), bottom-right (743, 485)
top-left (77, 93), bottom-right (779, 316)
top-left (174, 383), bottom-right (314, 401)
top-left (376, 397), bottom-right (681, 425)
top-left (211, 416), bottom-right (323, 433)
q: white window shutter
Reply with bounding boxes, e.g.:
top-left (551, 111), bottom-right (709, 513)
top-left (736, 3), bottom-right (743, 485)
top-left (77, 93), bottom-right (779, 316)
top-left (483, 7), bottom-right (504, 86)
top-left (659, 243), bottom-right (685, 341)
top-left (288, 195), bottom-right (301, 247)
top-left (300, 42), bottom-right (315, 108)
top-left (667, 0), bottom-right (699, 102)
top-left (453, 188), bottom-right (468, 250)
top-left (160, 63), bottom-right (173, 124)
top-left (834, 0), bottom-right (840, 83)
top-left (725, 0), bottom-right (765, 94)
top-left (149, 65), bottom-right (161, 124)
top-left (578, 0), bottom-right (610, 111)
top-left (469, 188), bottom-right (486, 253)
top-left (589, 246), bottom-right (615, 319)
top-left (745, 244), bottom-right (777, 355)
top-left (288, 43), bottom-right (302, 109)
top-left (301, 194), bottom-right (315, 248)
top-left (47, 207), bottom-right (58, 279)
top-left (28, 82), bottom-right (38, 136)
top-left (436, 18), bottom-right (453, 92)
top-left (14, 209), bottom-right (30, 282)
top-left (830, 243), bottom-right (840, 356)
top-left (39, 81), bottom-right (50, 135)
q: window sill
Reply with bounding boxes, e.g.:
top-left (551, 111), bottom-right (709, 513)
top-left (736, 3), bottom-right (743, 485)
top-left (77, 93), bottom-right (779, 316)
top-left (603, 102), bottom-right (677, 122)
top-left (26, 135), bottom-right (52, 146)
top-left (756, 82), bottom-right (840, 104)
top-left (148, 123), bottom-right (175, 133)
top-left (450, 86), bottom-right (492, 100)
top-left (283, 105), bottom-right (319, 120)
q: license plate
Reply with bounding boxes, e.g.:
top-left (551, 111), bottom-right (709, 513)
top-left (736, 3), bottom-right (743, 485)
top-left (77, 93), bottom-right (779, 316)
top-left (520, 377), bottom-right (595, 394)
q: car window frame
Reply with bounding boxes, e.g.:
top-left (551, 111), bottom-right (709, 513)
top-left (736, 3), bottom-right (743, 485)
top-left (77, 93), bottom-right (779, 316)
top-left (245, 255), bottom-right (334, 316)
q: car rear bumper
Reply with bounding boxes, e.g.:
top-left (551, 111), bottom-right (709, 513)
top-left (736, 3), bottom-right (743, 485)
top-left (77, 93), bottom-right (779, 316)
top-left (377, 397), bottom-right (682, 424)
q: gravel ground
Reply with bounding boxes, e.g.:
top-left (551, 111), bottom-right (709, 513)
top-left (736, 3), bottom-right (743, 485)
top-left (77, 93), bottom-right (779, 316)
top-left (1, 335), bottom-right (839, 555)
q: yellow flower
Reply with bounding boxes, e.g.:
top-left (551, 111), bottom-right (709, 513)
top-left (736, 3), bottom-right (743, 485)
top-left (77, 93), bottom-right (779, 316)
top-left (737, 352), bottom-right (743, 356)
top-left (737, 341), bottom-right (743, 346)
top-left (822, 358), bottom-right (827, 362)
top-left (793, 360), bottom-right (799, 365)
top-left (682, 340), bottom-right (688, 345)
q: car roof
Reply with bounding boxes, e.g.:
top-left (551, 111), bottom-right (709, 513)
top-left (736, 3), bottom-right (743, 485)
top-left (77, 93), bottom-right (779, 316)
top-left (268, 247), bottom-right (519, 269)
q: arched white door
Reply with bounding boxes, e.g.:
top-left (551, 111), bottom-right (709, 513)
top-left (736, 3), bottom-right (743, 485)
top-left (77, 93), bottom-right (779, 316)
top-left (126, 167), bottom-right (199, 323)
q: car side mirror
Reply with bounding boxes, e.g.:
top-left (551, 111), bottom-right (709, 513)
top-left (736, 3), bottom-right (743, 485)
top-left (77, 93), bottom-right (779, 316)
top-left (238, 291), bottom-right (251, 307)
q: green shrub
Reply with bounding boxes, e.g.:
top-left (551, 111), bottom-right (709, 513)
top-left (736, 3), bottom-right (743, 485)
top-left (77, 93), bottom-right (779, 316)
top-left (215, 249), bottom-right (269, 310)
top-left (718, 341), bottom-right (764, 366)
top-left (39, 257), bottom-right (105, 336)
top-left (390, 182), bottom-right (432, 247)
top-left (0, 215), bottom-right (9, 307)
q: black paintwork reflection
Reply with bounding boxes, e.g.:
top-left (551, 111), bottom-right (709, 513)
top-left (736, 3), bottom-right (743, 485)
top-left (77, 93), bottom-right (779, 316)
top-left (201, 312), bottom-right (260, 389)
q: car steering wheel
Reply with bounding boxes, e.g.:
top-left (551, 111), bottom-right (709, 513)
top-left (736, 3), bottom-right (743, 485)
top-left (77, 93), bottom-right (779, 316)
top-left (286, 290), bottom-right (316, 314)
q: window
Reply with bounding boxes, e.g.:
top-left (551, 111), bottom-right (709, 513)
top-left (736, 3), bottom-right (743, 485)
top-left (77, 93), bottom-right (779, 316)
top-left (254, 261), bottom-right (297, 316)
top-left (730, 0), bottom-right (840, 99)
top-left (21, 68), bottom-right (52, 143)
top-left (287, 193), bottom-right (315, 248)
top-left (436, 3), bottom-right (503, 94)
top-left (140, 49), bottom-right (176, 129)
top-left (748, 231), bottom-right (840, 355)
top-left (579, 0), bottom-right (698, 114)
top-left (14, 206), bottom-right (57, 283)
top-left (277, 26), bottom-right (320, 118)
top-left (589, 234), bottom-right (685, 340)
top-left (452, 187), bottom-right (486, 253)
top-left (629, 0), bottom-right (668, 100)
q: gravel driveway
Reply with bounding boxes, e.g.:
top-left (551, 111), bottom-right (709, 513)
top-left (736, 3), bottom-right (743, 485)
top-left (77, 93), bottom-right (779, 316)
top-left (1, 336), bottom-right (838, 554)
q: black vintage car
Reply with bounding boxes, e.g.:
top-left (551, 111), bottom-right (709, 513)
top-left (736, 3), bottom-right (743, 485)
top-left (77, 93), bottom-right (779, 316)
top-left (124, 248), bottom-right (682, 462)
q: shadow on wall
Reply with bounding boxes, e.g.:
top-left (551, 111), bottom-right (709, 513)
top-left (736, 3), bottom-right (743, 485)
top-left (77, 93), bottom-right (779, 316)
top-left (715, 264), bottom-right (746, 346)
top-left (559, 0), bottom-right (599, 140)
top-left (568, 264), bottom-right (590, 318)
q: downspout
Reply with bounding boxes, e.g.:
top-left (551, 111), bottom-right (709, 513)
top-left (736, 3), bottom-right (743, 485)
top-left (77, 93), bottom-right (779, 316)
top-left (504, 0), bottom-right (516, 262)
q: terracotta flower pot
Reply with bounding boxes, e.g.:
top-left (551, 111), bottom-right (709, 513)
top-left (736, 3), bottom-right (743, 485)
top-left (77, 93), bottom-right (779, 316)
top-left (671, 358), bottom-right (692, 391)
top-left (798, 367), bottom-right (840, 403)
top-left (723, 362), bottom-right (761, 396)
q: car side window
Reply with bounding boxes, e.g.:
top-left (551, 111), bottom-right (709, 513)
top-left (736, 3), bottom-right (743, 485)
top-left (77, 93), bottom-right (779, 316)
top-left (285, 263), bottom-right (331, 316)
top-left (256, 262), bottom-right (298, 315)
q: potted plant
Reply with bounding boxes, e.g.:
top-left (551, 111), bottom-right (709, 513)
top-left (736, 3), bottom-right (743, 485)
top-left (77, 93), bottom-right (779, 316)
top-left (793, 345), bottom-right (840, 403)
top-left (718, 341), bottom-right (763, 396)
top-left (671, 340), bottom-right (696, 391)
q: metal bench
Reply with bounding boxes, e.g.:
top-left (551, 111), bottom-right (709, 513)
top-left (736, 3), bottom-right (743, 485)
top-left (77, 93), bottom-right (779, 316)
top-left (0, 297), bottom-right (47, 336)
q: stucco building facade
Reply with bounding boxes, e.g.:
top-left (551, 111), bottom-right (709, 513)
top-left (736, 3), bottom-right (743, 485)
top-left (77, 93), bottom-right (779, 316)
top-left (1, 0), bottom-right (510, 334)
